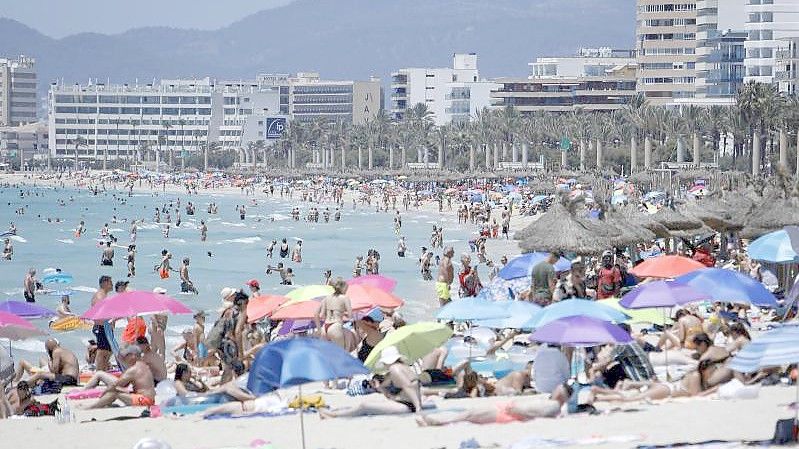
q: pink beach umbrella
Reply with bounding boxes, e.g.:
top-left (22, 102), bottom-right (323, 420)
top-left (0, 311), bottom-right (45, 340)
top-left (346, 274), bottom-right (397, 292)
top-left (345, 284), bottom-right (404, 310)
top-left (81, 290), bottom-right (192, 320)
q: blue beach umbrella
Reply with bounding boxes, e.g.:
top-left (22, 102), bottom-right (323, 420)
top-left (675, 268), bottom-right (778, 307)
top-left (476, 277), bottom-right (530, 301)
top-left (247, 338), bottom-right (369, 449)
top-left (522, 298), bottom-right (629, 329)
top-left (474, 301), bottom-right (542, 329)
top-left (436, 297), bottom-right (511, 322)
top-left (499, 252), bottom-right (572, 280)
top-left (747, 230), bottom-right (799, 264)
top-left (42, 273), bottom-right (74, 285)
top-left (727, 325), bottom-right (799, 373)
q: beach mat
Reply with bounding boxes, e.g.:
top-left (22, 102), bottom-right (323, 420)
top-left (204, 409), bottom-right (301, 420)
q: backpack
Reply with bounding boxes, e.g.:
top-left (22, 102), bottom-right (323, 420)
top-left (772, 418), bottom-right (798, 444)
top-left (205, 318), bottom-right (227, 352)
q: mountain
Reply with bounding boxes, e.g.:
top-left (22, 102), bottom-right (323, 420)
top-left (0, 0), bottom-right (635, 96)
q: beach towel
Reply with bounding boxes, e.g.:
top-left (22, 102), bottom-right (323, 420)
top-left (104, 321), bottom-right (127, 371)
top-left (66, 388), bottom-right (106, 400)
top-left (204, 409), bottom-right (300, 420)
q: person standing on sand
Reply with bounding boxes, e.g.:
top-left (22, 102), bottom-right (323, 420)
top-left (91, 275), bottom-right (114, 371)
top-left (316, 278), bottom-right (353, 351)
top-left (436, 247), bottom-right (455, 306)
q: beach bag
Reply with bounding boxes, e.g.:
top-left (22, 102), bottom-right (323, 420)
top-left (772, 418), bottom-right (798, 444)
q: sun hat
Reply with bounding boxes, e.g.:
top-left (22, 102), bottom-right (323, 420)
top-left (378, 345), bottom-right (404, 366)
top-left (220, 287), bottom-right (236, 301)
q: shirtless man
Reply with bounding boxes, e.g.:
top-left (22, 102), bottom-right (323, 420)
top-left (135, 336), bottom-right (168, 384)
top-left (2, 238), bottom-right (11, 260)
top-left (352, 256), bottom-right (363, 277)
top-left (436, 247), bottom-right (455, 306)
top-left (199, 220), bottom-right (207, 242)
top-left (91, 275), bottom-right (114, 371)
top-left (266, 262), bottom-right (293, 285)
top-left (180, 257), bottom-right (198, 294)
top-left (14, 339), bottom-right (79, 388)
top-left (85, 345), bottom-right (156, 408)
top-left (23, 268), bottom-right (37, 303)
top-left (101, 241), bottom-right (114, 266)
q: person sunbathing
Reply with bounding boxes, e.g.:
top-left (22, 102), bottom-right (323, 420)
top-left (14, 339), bottom-right (79, 389)
top-left (174, 363), bottom-right (208, 396)
top-left (415, 382), bottom-right (574, 426)
top-left (590, 370), bottom-right (717, 402)
top-left (83, 345), bottom-right (156, 409)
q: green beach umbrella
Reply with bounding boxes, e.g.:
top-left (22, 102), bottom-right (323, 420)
top-left (364, 322), bottom-right (452, 371)
top-left (598, 297), bottom-right (671, 326)
top-left (284, 285), bottom-right (334, 305)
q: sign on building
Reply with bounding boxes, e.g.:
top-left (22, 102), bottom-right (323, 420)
top-left (266, 118), bottom-right (287, 139)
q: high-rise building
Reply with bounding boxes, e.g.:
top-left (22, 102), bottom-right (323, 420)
top-left (48, 78), bottom-right (282, 163)
top-left (775, 36), bottom-right (799, 94)
top-left (695, 0), bottom-right (746, 100)
top-left (0, 56), bottom-right (37, 127)
top-left (256, 73), bottom-right (382, 125)
top-left (0, 122), bottom-right (49, 168)
top-left (391, 53), bottom-right (499, 125)
top-left (744, 0), bottom-right (799, 85)
top-left (635, 1), bottom-right (698, 104)
top-left (492, 49), bottom-right (638, 113)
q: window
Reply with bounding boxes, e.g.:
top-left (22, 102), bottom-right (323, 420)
top-left (142, 107), bottom-right (160, 115)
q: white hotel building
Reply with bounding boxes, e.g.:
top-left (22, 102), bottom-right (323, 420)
top-left (391, 53), bottom-right (499, 125)
top-left (744, 0), bottom-right (799, 84)
top-left (48, 78), bottom-right (282, 164)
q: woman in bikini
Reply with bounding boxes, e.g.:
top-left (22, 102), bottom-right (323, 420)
top-left (316, 278), bottom-right (353, 351)
top-left (657, 309), bottom-right (704, 350)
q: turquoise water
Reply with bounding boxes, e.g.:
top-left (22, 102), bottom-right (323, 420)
top-left (0, 184), bottom-right (471, 359)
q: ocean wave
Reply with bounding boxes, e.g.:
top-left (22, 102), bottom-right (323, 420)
top-left (269, 214), bottom-right (290, 221)
top-left (3, 288), bottom-right (23, 296)
top-left (57, 239), bottom-right (75, 244)
top-left (1, 339), bottom-right (45, 353)
top-left (138, 223), bottom-right (160, 230)
top-left (9, 235), bottom-right (26, 243)
top-left (42, 267), bottom-right (58, 274)
top-left (221, 222), bottom-right (247, 227)
top-left (169, 238), bottom-right (186, 243)
top-left (109, 228), bottom-right (125, 233)
top-left (71, 285), bottom-right (98, 293)
top-left (217, 236), bottom-right (262, 245)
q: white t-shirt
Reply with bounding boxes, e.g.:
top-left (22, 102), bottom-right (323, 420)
top-left (533, 345), bottom-right (570, 394)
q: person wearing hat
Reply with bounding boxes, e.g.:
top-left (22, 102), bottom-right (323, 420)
top-left (319, 345), bottom-right (422, 419)
top-left (246, 279), bottom-right (261, 298)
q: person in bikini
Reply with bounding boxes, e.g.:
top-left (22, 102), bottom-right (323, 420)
top-left (84, 345), bottom-right (156, 409)
top-left (657, 309), bottom-right (703, 350)
top-left (315, 278), bottom-right (354, 351)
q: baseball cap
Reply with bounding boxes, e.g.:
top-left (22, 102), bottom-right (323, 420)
top-left (247, 279), bottom-right (260, 289)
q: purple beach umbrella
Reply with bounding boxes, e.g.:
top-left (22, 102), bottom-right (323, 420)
top-left (530, 315), bottom-right (632, 347)
top-left (0, 301), bottom-right (56, 319)
top-left (619, 280), bottom-right (711, 309)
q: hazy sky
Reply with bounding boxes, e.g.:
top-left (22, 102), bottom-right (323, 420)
top-left (0, 0), bottom-right (296, 38)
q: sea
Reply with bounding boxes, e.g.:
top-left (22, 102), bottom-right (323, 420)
top-left (0, 184), bottom-right (475, 361)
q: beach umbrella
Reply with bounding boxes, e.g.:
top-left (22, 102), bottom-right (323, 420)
top-left (247, 294), bottom-right (289, 323)
top-left (619, 280), bottom-right (711, 309)
top-left (675, 268), bottom-right (778, 307)
top-left (42, 272), bottom-right (74, 285)
top-left (346, 284), bottom-right (404, 310)
top-left (629, 255), bottom-right (706, 279)
top-left (597, 297), bottom-right (671, 326)
top-left (0, 311), bottom-right (44, 340)
top-left (270, 300), bottom-right (322, 321)
top-left (516, 203), bottom-right (619, 256)
top-left (651, 206), bottom-right (704, 232)
top-left (498, 252), bottom-right (572, 280)
top-left (473, 301), bottom-right (542, 329)
top-left (0, 301), bottom-right (56, 319)
top-left (530, 316), bottom-right (632, 347)
top-left (603, 213), bottom-right (657, 247)
top-left (247, 338), bottom-right (369, 449)
top-left (741, 197), bottom-right (799, 239)
top-left (81, 290), bottom-right (192, 320)
top-left (346, 274), bottom-right (397, 292)
top-left (476, 277), bottom-right (530, 301)
top-left (435, 297), bottom-right (511, 322)
top-left (364, 322), bottom-right (452, 370)
top-left (284, 285), bottom-right (334, 305)
top-left (522, 299), bottom-right (629, 329)
top-left (747, 229), bottom-right (799, 264)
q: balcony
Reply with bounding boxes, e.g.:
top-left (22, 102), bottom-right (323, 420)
top-left (445, 92), bottom-right (471, 100)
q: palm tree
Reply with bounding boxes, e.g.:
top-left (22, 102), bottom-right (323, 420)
top-left (72, 135), bottom-right (87, 171)
top-left (177, 119), bottom-right (187, 169)
top-left (162, 121), bottom-right (173, 169)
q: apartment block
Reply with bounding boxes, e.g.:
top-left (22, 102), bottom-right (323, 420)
top-left (0, 56), bottom-right (37, 126)
top-left (744, 0), bottom-right (799, 85)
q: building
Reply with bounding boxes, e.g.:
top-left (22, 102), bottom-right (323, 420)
top-left (0, 56), bottom-right (37, 127)
top-left (256, 73), bottom-right (382, 125)
top-left (0, 121), bottom-right (48, 168)
top-left (694, 0), bottom-right (747, 99)
top-left (491, 49), bottom-right (637, 113)
top-left (744, 0), bottom-right (799, 85)
top-left (775, 36), bottom-right (799, 94)
top-left (48, 78), bottom-right (283, 164)
top-left (635, 0), bottom-right (698, 104)
top-left (391, 53), bottom-right (500, 125)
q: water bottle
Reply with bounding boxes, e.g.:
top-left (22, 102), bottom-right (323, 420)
top-left (62, 400), bottom-right (72, 424)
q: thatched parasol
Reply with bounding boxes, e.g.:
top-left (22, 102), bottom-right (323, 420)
top-left (740, 196), bottom-right (799, 239)
top-left (603, 212), bottom-right (657, 246)
top-left (679, 197), bottom-right (745, 232)
top-left (651, 205), bottom-right (704, 232)
top-left (668, 223), bottom-right (716, 239)
top-left (616, 205), bottom-right (671, 239)
top-left (516, 202), bottom-right (619, 255)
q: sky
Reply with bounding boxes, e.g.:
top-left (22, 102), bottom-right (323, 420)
top-left (0, 0), bottom-right (296, 38)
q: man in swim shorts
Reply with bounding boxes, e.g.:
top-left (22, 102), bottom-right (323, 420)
top-left (85, 345), bottom-right (156, 409)
top-left (436, 247), bottom-right (455, 306)
top-left (14, 339), bottom-right (79, 389)
top-left (91, 275), bottom-right (114, 371)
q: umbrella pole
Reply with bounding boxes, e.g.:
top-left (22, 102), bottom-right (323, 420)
top-left (663, 309), bottom-right (671, 382)
top-left (299, 384), bottom-right (306, 449)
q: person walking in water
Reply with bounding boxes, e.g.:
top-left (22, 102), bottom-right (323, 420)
top-left (180, 257), bottom-right (198, 294)
top-left (436, 247), bottom-right (455, 306)
top-left (101, 241), bottom-right (114, 266)
top-left (23, 268), bottom-right (37, 303)
top-left (199, 220), bottom-right (207, 242)
top-left (291, 240), bottom-right (303, 263)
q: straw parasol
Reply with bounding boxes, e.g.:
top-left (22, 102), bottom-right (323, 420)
top-left (616, 204), bottom-right (670, 239)
top-left (517, 202), bottom-right (619, 256)
top-left (603, 211), bottom-right (657, 247)
top-left (651, 205), bottom-right (704, 232)
top-left (741, 196), bottom-right (799, 239)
